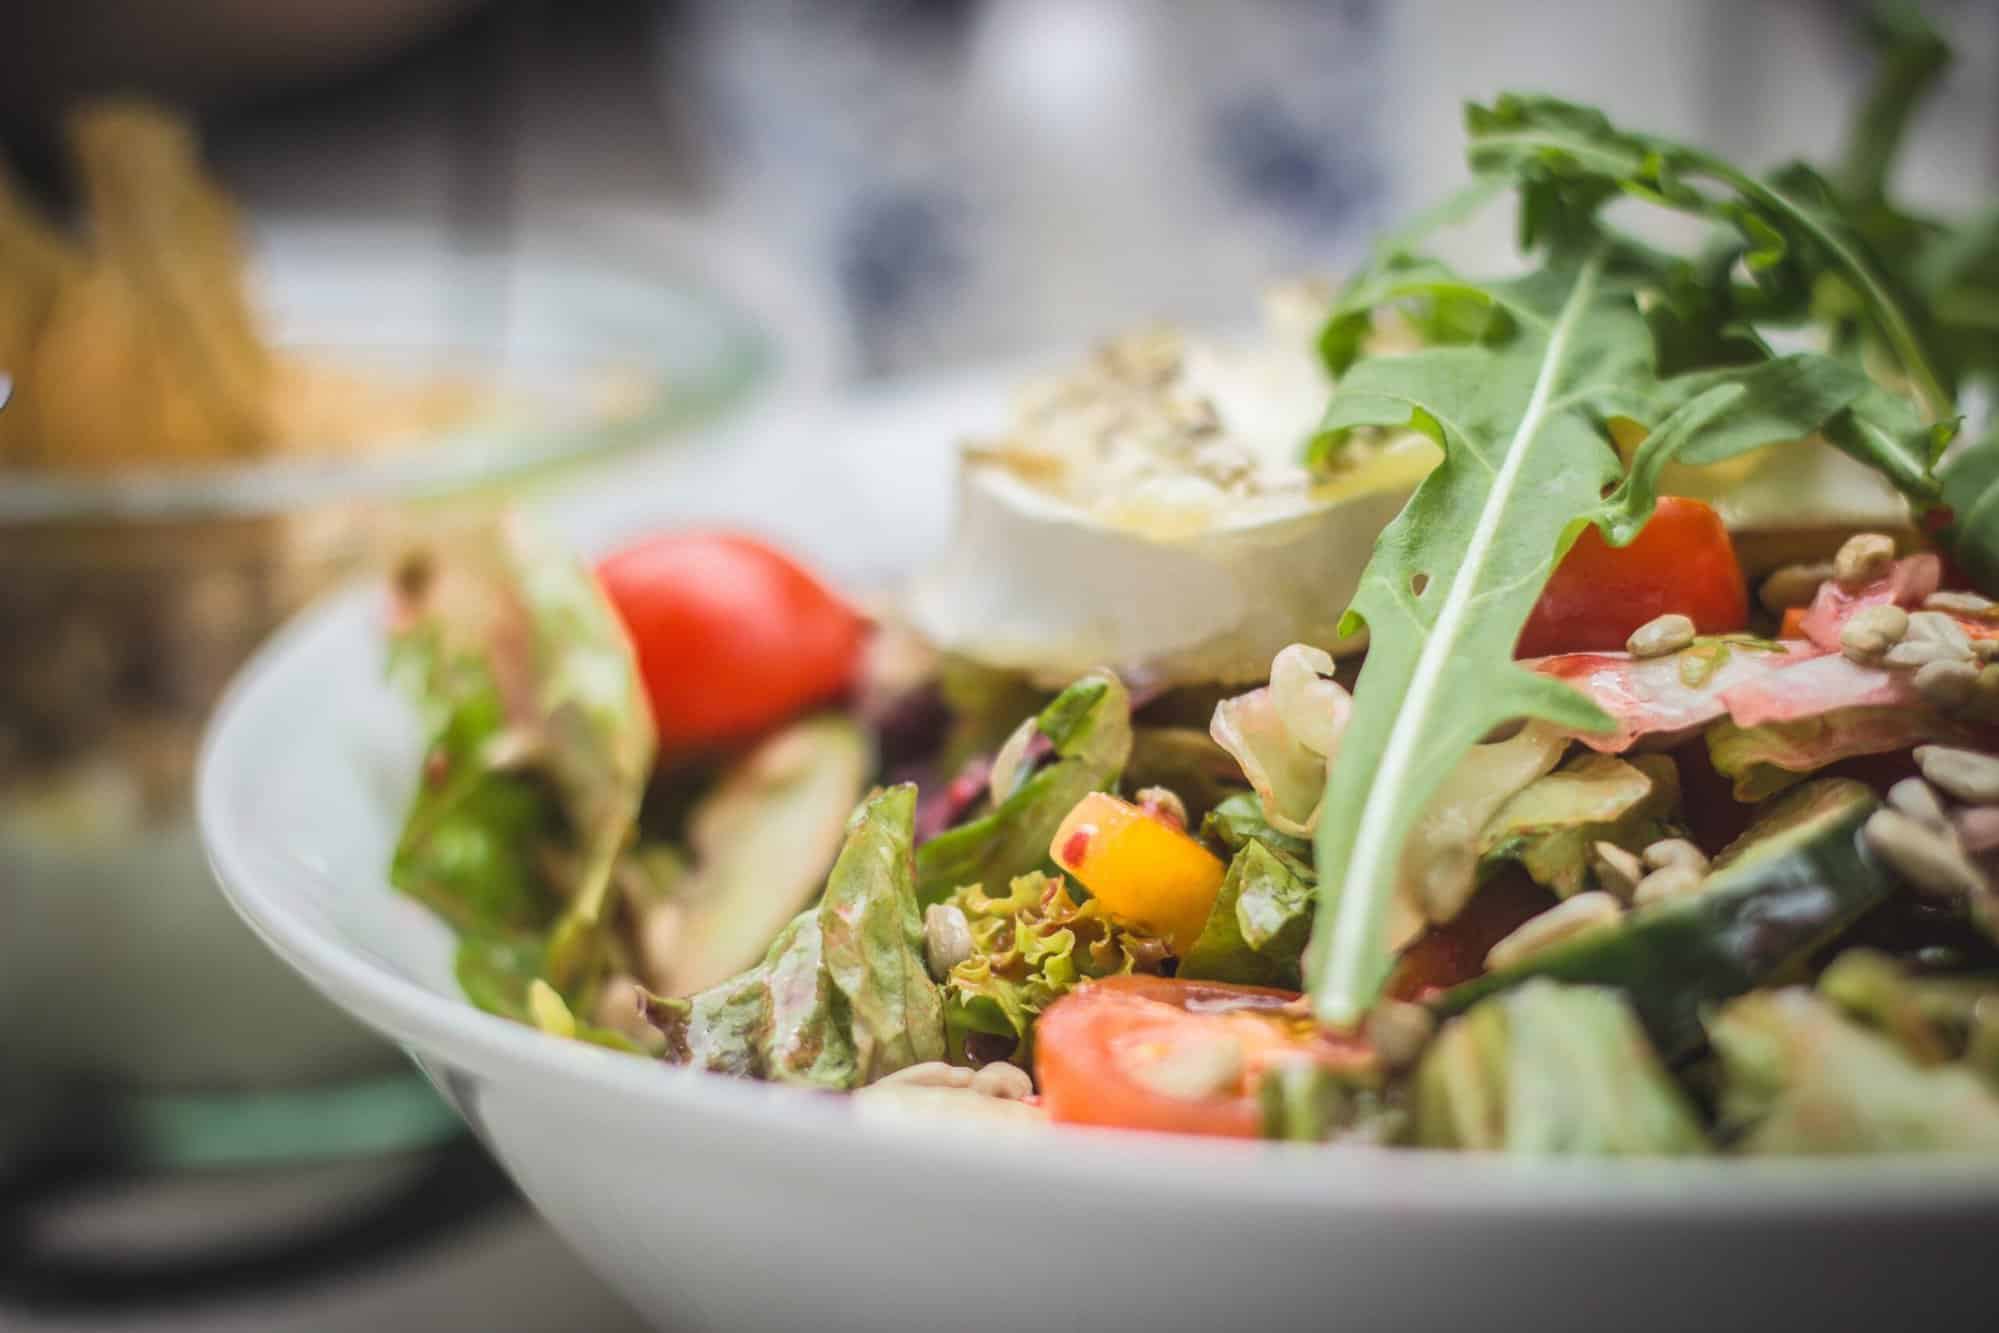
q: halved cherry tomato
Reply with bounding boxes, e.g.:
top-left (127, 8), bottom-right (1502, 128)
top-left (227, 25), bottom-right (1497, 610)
top-left (1516, 497), bottom-right (1748, 658)
top-left (1034, 975), bottom-right (1372, 1139)
top-left (597, 532), bottom-right (868, 750)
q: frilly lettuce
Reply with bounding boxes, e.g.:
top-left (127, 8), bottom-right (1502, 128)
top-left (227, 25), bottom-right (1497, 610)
top-left (916, 671), bottom-right (1131, 907)
top-left (942, 871), bottom-right (1168, 1062)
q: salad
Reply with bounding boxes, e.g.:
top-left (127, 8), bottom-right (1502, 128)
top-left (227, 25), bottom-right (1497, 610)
top-left (386, 12), bottom-right (1999, 1154)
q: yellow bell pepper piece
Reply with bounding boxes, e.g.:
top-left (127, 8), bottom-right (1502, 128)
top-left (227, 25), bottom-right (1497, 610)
top-left (1050, 792), bottom-right (1226, 953)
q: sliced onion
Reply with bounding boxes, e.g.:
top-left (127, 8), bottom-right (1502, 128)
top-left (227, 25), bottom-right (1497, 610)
top-left (1210, 645), bottom-right (1354, 836)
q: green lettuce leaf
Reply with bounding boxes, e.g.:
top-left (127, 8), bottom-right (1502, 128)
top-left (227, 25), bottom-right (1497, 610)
top-left (1200, 791), bottom-right (1314, 868)
top-left (1940, 428), bottom-right (1999, 596)
top-left (1477, 752), bottom-right (1679, 897)
top-left (916, 671), bottom-right (1131, 906)
top-left (453, 931), bottom-right (547, 1020)
top-left (388, 632), bottom-right (560, 935)
top-left (1706, 706), bottom-right (1968, 801)
top-left (388, 516), bottom-right (655, 999)
top-left (646, 785), bottom-right (945, 1089)
top-left (942, 871), bottom-right (1167, 1061)
top-left (1181, 840), bottom-right (1313, 989)
top-left (1413, 980), bottom-right (1707, 1156)
top-left (1710, 988), bottom-right (1999, 1154)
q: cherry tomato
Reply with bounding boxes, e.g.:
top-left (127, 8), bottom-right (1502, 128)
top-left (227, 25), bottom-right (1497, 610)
top-left (596, 532), bottom-right (867, 750)
top-left (1516, 497), bottom-right (1748, 658)
top-left (1034, 975), bottom-right (1372, 1139)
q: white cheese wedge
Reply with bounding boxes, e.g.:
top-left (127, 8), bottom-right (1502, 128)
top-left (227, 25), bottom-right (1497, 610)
top-left (1666, 439), bottom-right (1913, 534)
top-left (906, 289), bottom-right (1437, 687)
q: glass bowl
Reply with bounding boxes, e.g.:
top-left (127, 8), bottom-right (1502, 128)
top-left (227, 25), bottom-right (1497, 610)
top-left (0, 220), bottom-right (769, 1156)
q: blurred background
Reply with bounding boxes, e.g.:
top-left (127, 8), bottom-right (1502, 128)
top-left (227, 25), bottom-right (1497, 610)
top-left (1, 1), bottom-right (1993, 1329)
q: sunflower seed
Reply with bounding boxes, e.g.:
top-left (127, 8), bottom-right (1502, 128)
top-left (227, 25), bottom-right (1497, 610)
top-left (1642, 837), bottom-right (1710, 874)
top-left (923, 904), bottom-right (975, 980)
top-left (1834, 533), bottom-right (1897, 588)
top-left (1366, 1000), bottom-right (1437, 1069)
top-left (1907, 610), bottom-right (1973, 653)
top-left (1484, 892), bottom-right (1623, 971)
top-left (874, 1061), bottom-right (975, 1090)
top-left (1915, 659), bottom-right (1981, 712)
top-left (1589, 840), bottom-right (1645, 901)
top-left (1841, 604), bottom-right (1909, 662)
top-left (969, 1062), bottom-right (1036, 1100)
top-left (1916, 746), bottom-right (1999, 805)
top-left (1864, 808), bottom-right (1989, 901)
top-left (1633, 863), bottom-right (1706, 906)
top-left (1927, 591), bottom-right (1995, 616)
top-left (1627, 613), bottom-right (1696, 659)
top-left (1887, 777), bottom-right (1951, 831)
top-left (1884, 640), bottom-right (1963, 669)
top-left (1957, 806), bottom-right (1999, 856)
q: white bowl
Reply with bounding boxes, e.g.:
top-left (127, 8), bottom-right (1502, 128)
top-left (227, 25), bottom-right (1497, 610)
top-left (200, 372), bottom-right (1999, 1332)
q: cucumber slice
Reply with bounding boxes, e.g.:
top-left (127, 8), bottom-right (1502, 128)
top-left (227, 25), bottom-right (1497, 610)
top-left (1433, 779), bottom-right (1890, 1060)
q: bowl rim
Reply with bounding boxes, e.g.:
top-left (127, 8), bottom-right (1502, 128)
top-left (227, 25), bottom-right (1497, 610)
top-left (0, 220), bottom-right (771, 525)
top-left (197, 425), bottom-right (1999, 1226)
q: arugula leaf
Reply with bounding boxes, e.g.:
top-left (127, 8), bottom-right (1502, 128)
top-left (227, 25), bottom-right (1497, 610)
top-left (1305, 92), bottom-right (1952, 1027)
top-left (1460, 93), bottom-right (1954, 422)
top-left (646, 785), bottom-right (946, 1088)
top-left (1307, 246), bottom-right (1908, 1025)
top-left (1836, 2), bottom-right (1951, 206)
top-left (915, 672), bottom-right (1131, 906)
top-left (1941, 428), bottom-right (1999, 594)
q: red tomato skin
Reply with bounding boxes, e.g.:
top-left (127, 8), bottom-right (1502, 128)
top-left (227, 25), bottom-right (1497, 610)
top-left (1034, 976), bottom-right (1370, 1140)
top-left (596, 532), bottom-right (867, 750)
top-left (1516, 498), bottom-right (1748, 658)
